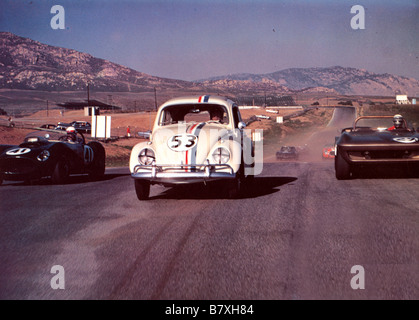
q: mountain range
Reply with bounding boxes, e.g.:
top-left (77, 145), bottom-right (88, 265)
top-left (0, 32), bottom-right (199, 92)
top-left (1, 32), bottom-right (418, 97)
top-left (198, 67), bottom-right (419, 96)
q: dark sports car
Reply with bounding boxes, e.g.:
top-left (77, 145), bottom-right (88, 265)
top-left (335, 116), bottom-right (419, 179)
top-left (54, 121), bottom-right (91, 134)
top-left (276, 146), bottom-right (298, 160)
top-left (55, 122), bottom-right (71, 131)
top-left (0, 130), bottom-right (105, 185)
top-left (71, 121), bottom-right (91, 134)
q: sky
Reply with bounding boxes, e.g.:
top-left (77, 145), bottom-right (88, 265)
top-left (0, 0), bottom-right (418, 81)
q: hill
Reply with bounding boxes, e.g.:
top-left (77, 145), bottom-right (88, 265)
top-left (0, 32), bottom-right (200, 92)
top-left (1, 32), bottom-right (417, 112)
top-left (197, 66), bottom-right (419, 96)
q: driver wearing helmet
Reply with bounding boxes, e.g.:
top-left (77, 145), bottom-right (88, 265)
top-left (209, 108), bottom-right (224, 122)
top-left (388, 114), bottom-right (405, 131)
top-left (66, 126), bottom-right (77, 142)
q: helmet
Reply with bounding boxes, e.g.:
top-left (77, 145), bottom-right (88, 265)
top-left (66, 126), bottom-right (77, 142)
top-left (393, 114), bottom-right (404, 128)
top-left (66, 126), bottom-right (76, 133)
top-left (210, 107), bottom-right (223, 120)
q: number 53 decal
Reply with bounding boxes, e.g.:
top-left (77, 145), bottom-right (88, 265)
top-left (168, 134), bottom-right (198, 152)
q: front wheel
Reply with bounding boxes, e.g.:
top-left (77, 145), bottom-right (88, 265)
top-left (227, 176), bottom-right (242, 199)
top-left (88, 142), bottom-right (106, 180)
top-left (135, 180), bottom-right (150, 200)
top-left (228, 162), bottom-right (246, 199)
top-left (335, 150), bottom-right (351, 180)
top-left (407, 164), bottom-right (419, 178)
top-left (51, 159), bottom-right (70, 184)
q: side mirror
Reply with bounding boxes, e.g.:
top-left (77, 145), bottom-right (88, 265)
top-left (238, 121), bottom-right (246, 130)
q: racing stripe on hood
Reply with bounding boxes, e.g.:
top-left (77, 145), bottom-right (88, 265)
top-left (198, 95), bottom-right (210, 103)
top-left (185, 122), bottom-right (206, 172)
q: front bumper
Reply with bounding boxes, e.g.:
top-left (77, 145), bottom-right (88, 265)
top-left (338, 144), bottom-right (419, 164)
top-left (131, 161), bottom-right (236, 185)
top-left (0, 157), bottom-right (45, 181)
top-left (277, 154), bottom-right (297, 160)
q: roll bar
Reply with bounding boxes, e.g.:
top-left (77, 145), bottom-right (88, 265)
top-left (353, 116), bottom-right (407, 130)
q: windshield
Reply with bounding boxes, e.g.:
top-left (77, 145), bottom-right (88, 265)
top-left (355, 117), bottom-right (408, 131)
top-left (280, 147), bottom-right (295, 152)
top-left (25, 130), bottom-right (66, 141)
top-left (158, 104), bottom-right (229, 126)
top-left (23, 130), bottom-right (84, 144)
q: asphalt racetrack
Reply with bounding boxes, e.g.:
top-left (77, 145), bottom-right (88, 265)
top-left (1, 160), bottom-right (418, 300)
top-left (1, 107), bottom-right (418, 300)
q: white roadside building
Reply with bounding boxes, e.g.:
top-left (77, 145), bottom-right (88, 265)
top-left (396, 95), bottom-right (411, 105)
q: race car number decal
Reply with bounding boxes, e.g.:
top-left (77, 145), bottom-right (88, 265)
top-left (6, 148), bottom-right (31, 156)
top-left (84, 145), bottom-right (94, 164)
top-left (168, 134), bottom-right (197, 152)
top-left (393, 137), bottom-right (419, 144)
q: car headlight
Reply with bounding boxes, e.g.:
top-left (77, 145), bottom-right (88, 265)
top-left (37, 150), bottom-right (50, 162)
top-left (212, 147), bottom-right (230, 164)
top-left (138, 148), bottom-right (155, 165)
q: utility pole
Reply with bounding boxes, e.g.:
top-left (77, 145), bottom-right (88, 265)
top-left (108, 95), bottom-right (113, 112)
top-left (263, 91), bottom-right (266, 108)
top-left (87, 83), bottom-right (90, 105)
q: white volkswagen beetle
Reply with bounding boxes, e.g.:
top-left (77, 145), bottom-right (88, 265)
top-left (130, 95), bottom-right (256, 200)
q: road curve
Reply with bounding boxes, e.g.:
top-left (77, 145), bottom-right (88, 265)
top-left (327, 106), bottom-right (357, 129)
top-left (0, 162), bottom-right (418, 300)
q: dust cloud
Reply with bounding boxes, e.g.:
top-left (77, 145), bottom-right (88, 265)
top-left (270, 107), bottom-right (356, 163)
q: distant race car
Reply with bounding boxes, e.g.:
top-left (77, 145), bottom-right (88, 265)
top-left (335, 115), bottom-right (419, 179)
top-left (276, 146), bottom-right (298, 160)
top-left (130, 95), bottom-right (256, 200)
top-left (55, 122), bottom-right (70, 131)
top-left (54, 121), bottom-right (91, 134)
top-left (0, 129), bottom-right (105, 185)
top-left (70, 121), bottom-right (91, 134)
top-left (322, 145), bottom-right (336, 159)
top-left (255, 115), bottom-right (271, 120)
top-left (0, 118), bottom-right (15, 128)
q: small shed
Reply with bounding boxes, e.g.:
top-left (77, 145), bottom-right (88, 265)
top-left (396, 95), bottom-right (411, 105)
top-left (84, 106), bottom-right (100, 116)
